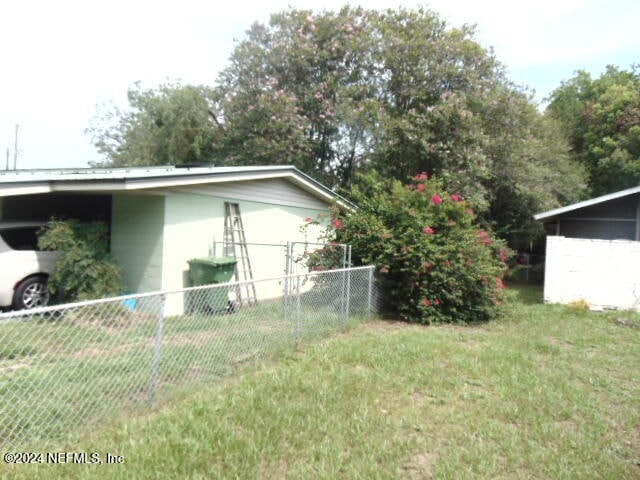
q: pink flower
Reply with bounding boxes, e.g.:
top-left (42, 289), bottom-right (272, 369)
top-left (431, 194), bottom-right (443, 204)
top-left (414, 172), bottom-right (429, 181)
top-left (443, 260), bottom-right (451, 267)
top-left (451, 194), bottom-right (462, 202)
top-left (423, 226), bottom-right (435, 235)
top-left (434, 299), bottom-right (441, 306)
top-left (305, 217), bottom-right (314, 223)
top-left (422, 298), bottom-right (431, 307)
top-left (476, 229), bottom-right (493, 245)
top-left (332, 219), bottom-right (344, 229)
top-left (417, 183), bottom-right (426, 193)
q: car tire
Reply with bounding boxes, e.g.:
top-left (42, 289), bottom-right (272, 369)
top-left (12, 275), bottom-right (50, 310)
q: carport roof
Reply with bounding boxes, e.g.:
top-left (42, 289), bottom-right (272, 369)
top-left (0, 165), bottom-right (355, 210)
top-left (534, 185), bottom-right (640, 222)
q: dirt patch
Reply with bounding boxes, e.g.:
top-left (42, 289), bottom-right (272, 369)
top-left (165, 329), bottom-right (227, 348)
top-left (402, 451), bottom-right (439, 479)
top-left (411, 390), bottom-right (427, 404)
top-left (0, 363), bottom-right (29, 374)
top-left (437, 323), bottom-right (491, 335)
top-left (71, 341), bottom-right (150, 359)
top-left (361, 319), bottom-right (423, 332)
top-left (547, 337), bottom-right (575, 349)
top-left (553, 419), bottom-right (580, 434)
top-left (258, 458), bottom-right (288, 479)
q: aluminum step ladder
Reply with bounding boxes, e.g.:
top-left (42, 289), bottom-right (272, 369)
top-left (223, 202), bottom-right (257, 305)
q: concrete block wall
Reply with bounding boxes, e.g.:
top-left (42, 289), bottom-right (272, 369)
top-left (544, 236), bottom-right (640, 310)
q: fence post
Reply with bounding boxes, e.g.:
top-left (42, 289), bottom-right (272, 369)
top-left (284, 241), bottom-right (292, 320)
top-left (344, 246), bottom-right (352, 320)
top-left (295, 274), bottom-right (302, 347)
top-left (149, 294), bottom-right (166, 406)
top-left (341, 246), bottom-right (347, 317)
top-left (367, 266), bottom-right (374, 320)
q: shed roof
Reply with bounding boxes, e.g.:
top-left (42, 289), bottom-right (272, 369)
top-left (534, 185), bottom-right (640, 222)
top-left (0, 165), bottom-right (355, 210)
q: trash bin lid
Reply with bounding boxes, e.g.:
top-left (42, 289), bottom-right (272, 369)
top-left (188, 256), bottom-right (237, 267)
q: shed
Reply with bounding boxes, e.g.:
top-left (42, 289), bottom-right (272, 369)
top-left (535, 186), bottom-right (640, 310)
top-left (0, 165), bottom-right (352, 312)
top-left (534, 185), bottom-right (640, 240)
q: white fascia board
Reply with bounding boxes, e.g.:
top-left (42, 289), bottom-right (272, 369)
top-left (122, 171), bottom-right (293, 190)
top-left (0, 184), bottom-right (52, 196)
top-left (50, 169), bottom-right (354, 209)
top-left (0, 166), bottom-right (355, 209)
top-left (534, 185), bottom-right (640, 221)
top-left (284, 173), bottom-right (353, 211)
top-left (52, 181), bottom-right (128, 192)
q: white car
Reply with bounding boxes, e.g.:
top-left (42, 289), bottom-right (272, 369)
top-left (0, 221), bottom-right (58, 310)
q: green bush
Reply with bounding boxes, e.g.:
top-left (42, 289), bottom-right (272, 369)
top-left (331, 173), bottom-right (510, 324)
top-left (38, 219), bottom-right (124, 302)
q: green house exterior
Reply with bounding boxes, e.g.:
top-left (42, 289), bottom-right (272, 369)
top-left (0, 166), bottom-right (350, 313)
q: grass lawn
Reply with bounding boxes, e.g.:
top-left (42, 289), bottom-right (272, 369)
top-left (2, 284), bottom-right (639, 479)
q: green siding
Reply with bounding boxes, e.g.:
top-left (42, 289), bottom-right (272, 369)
top-left (111, 194), bottom-right (165, 293)
top-left (162, 193), bottom-right (225, 292)
top-left (162, 192), bottom-right (328, 291)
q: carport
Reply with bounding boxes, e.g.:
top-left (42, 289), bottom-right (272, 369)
top-left (1, 192), bottom-right (112, 224)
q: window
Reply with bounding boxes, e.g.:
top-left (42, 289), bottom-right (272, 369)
top-left (0, 227), bottom-right (42, 250)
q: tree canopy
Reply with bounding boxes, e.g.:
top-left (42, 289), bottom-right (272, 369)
top-left (89, 6), bottom-right (589, 248)
top-left (546, 65), bottom-right (640, 196)
top-left (88, 82), bottom-right (220, 167)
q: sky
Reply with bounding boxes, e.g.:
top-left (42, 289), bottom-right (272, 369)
top-left (0, 0), bottom-right (638, 170)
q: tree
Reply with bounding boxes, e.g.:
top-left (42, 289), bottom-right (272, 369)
top-left (325, 172), bottom-right (510, 324)
top-left (214, 6), bottom-right (586, 244)
top-left (546, 65), bottom-right (640, 195)
top-left (214, 7), bottom-right (383, 186)
top-left (89, 6), bottom-right (587, 248)
top-left (88, 82), bottom-right (221, 167)
top-left (481, 87), bottom-right (587, 247)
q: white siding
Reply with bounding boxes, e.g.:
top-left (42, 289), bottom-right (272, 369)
top-left (544, 236), bottom-right (640, 310)
top-left (173, 177), bottom-right (329, 210)
top-left (111, 194), bottom-right (165, 293)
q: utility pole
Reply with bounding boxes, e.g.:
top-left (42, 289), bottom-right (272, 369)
top-left (13, 124), bottom-right (19, 170)
top-left (5, 148), bottom-right (9, 170)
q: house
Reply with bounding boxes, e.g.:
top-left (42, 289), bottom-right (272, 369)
top-left (535, 185), bottom-right (640, 310)
top-left (0, 165), bottom-right (352, 313)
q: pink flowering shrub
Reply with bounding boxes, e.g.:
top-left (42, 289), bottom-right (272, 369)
top-left (297, 213), bottom-right (346, 272)
top-left (328, 173), bottom-right (510, 324)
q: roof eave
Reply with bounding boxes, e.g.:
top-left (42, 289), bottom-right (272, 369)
top-left (0, 165), bottom-right (356, 210)
top-left (534, 185), bottom-right (640, 222)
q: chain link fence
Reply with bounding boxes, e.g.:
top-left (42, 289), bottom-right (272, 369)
top-left (0, 266), bottom-right (378, 450)
top-left (506, 253), bottom-right (546, 284)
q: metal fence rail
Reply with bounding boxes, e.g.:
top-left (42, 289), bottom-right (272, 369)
top-left (0, 266), bottom-right (378, 449)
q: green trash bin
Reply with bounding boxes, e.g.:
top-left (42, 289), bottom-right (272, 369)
top-left (188, 257), bottom-right (237, 314)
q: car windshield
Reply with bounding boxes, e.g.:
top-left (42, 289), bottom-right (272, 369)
top-left (0, 227), bottom-right (42, 251)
